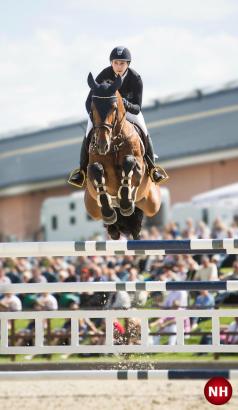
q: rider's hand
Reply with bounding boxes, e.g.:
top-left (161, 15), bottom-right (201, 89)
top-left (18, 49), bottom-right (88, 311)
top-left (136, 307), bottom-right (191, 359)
top-left (122, 98), bottom-right (132, 111)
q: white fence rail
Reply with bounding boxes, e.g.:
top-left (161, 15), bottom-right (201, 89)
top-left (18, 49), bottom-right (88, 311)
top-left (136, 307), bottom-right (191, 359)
top-left (1, 239), bottom-right (238, 357)
top-left (0, 238), bottom-right (237, 257)
top-left (1, 280), bottom-right (238, 294)
top-left (1, 308), bottom-right (238, 355)
top-left (1, 369), bottom-right (238, 381)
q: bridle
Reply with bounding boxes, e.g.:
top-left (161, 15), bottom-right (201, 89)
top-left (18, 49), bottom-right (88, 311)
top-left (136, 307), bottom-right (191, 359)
top-left (91, 95), bottom-right (126, 137)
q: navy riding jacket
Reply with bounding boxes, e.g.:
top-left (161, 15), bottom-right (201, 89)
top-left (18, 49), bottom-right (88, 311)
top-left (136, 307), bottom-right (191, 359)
top-left (85, 66), bottom-right (143, 115)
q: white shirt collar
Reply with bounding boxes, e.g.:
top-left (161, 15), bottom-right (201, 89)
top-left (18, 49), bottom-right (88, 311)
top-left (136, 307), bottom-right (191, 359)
top-left (114, 69), bottom-right (128, 83)
top-left (121, 69), bottom-right (128, 83)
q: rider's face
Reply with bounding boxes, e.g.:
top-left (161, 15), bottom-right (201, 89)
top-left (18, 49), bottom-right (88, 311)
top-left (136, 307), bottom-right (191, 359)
top-left (111, 60), bottom-right (129, 76)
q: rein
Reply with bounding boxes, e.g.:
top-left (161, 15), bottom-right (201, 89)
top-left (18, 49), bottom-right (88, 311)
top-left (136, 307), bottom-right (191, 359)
top-left (91, 95), bottom-right (128, 150)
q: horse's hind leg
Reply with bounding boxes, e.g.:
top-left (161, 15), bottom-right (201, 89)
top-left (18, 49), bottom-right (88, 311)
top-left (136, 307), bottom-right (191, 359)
top-left (137, 184), bottom-right (161, 217)
top-left (129, 207), bottom-right (144, 239)
top-left (117, 207), bottom-right (143, 239)
top-left (118, 155), bottom-right (139, 217)
top-left (84, 188), bottom-right (101, 220)
top-left (88, 162), bottom-right (117, 225)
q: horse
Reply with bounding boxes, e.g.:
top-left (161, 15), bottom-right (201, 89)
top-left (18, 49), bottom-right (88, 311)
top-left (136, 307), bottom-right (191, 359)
top-left (84, 72), bottom-right (164, 239)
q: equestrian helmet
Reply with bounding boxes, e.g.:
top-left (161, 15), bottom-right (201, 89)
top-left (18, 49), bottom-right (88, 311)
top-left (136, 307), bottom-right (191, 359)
top-left (110, 46), bottom-right (131, 63)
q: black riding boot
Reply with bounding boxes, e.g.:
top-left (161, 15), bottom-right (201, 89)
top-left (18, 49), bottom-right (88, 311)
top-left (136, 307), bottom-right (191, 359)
top-left (68, 136), bottom-right (89, 187)
top-left (146, 134), bottom-right (164, 183)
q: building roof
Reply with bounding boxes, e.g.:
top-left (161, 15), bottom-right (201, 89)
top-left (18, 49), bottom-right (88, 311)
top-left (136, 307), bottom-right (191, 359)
top-left (0, 82), bottom-right (238, 194)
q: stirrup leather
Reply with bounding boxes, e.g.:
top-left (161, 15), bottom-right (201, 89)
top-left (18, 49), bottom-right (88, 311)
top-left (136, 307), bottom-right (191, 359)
top-left (68, 168), bottom-right (86, 188)
top-left (150, 164), bottom-right (169, 185)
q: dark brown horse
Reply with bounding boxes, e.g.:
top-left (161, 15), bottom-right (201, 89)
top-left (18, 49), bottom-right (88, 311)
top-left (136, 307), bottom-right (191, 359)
top-left (84, 72), bottom-right (166, 239)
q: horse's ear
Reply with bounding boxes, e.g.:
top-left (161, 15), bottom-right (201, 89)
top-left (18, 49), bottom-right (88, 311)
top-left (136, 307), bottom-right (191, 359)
top-left (108, 74), bottom-right (122, 94)
top-left (87, 72), bottom-right (98, 90)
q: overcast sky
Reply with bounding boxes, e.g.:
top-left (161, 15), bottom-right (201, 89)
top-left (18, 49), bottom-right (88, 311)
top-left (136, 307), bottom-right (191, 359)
top-left (0, 0), bottom-right (238, 135)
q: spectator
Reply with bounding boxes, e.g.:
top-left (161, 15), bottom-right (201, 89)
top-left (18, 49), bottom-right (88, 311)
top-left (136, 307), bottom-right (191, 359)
top-left (148, 226), bottom-right (161, 240)
top-left (194, 256), bottom-right (218, 281)
top-left (116, 260), bottom-right (130, 281)
top-left (41, 260), bottom-right (58, 282)
top-left (149, 300), bottom-right (190, 346)
top-left (58, 269), bottom-right (69, 282)
top-left (211, 254), bottom-right (221, 271)
top-left (194, 290), bottom-right (215, 308)
top-left (183, 217), bottom-right (196, 239)
top-left (191, 290), bottom-right (215, 330)
top-left (163, 289), bottom-right (188, 309)
top-left (29, 266), bottom-right (47, 283)
top-left (174, 260), bottom-right (188, 280)
top-left (224, 317), bottom-right (238, 344)
top-left (159, 266), bottom-right (177, 282)
top-left (0, 293), bottom-right (22, 311)
top-left (64, 264), bottom-right (77, 282)
top-left (36, 293), bottom-right (58, 310)
top-left (0, 264), bottom-right (11, 284)
top-left (196, 221), bottom-right (210, 239)
top-left (106, 290), bottom-right (131, 309)
top-left (223, 261), bottom-right (238, 280)
top-left (211, 217), bottom-right (228, 239)
top-left (185, 256), bottom-right (199, 280)
top-left (164, 222), bottom-right (180, 239)
top-left (15, 320), bottom-right (35, 347)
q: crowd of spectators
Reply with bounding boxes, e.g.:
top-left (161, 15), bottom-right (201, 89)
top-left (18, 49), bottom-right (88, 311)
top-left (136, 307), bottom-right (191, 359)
top-left (0, 216), bottom-right (238, 351)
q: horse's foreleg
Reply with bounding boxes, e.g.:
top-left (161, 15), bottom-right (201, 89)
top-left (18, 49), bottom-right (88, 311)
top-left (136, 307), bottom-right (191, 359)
top-left (88, 162), bottom-right (117, 225)
top-left (118, 155), bottom-right (142, 217)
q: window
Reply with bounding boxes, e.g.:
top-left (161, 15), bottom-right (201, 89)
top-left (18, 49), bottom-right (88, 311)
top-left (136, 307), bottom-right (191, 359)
top-left (202, 208), bottom-right (209, 224)
top-left (51, 216), bottom-right (58, 230)
top-left (69, 202), bottom-right (76, 210)
top-left (70, 216), bottom-right (76, 225)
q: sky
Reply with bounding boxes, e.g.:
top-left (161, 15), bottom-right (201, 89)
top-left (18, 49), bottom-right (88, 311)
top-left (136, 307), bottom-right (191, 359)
top-left (0, 0), bottom-right (238, 136)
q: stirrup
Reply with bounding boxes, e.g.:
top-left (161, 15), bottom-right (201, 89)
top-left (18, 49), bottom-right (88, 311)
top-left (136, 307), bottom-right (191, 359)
top-left (150, 164), bottom-right (169, 185)
top-left (68, 168), bottom-right (86, 188)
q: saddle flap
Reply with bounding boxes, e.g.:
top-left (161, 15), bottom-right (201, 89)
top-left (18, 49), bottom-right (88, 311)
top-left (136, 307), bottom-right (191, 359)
top-left (132, 124), bottom-right (146, 156)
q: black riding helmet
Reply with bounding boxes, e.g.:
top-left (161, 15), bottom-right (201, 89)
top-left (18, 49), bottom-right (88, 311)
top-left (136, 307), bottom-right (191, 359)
top-left (110, 46), bottom-right (131, 63)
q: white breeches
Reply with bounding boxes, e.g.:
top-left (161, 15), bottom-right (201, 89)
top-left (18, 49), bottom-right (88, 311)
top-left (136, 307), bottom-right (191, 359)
top-left (86, 111), bottom-right (148, 137)
top-left (126, 112), bottom-right (148, 135)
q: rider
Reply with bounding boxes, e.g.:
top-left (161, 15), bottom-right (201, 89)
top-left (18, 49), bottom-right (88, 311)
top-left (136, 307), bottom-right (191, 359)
top-left (69, 46), bottom-right (165, 187)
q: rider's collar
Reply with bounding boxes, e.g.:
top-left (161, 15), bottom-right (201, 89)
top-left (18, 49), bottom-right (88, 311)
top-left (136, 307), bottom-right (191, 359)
top-left (114, 69), bottom-right (128, 83)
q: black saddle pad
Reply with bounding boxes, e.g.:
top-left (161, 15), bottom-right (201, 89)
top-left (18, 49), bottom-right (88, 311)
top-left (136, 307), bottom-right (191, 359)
top-left (132, 123), bottom-right (147, 151)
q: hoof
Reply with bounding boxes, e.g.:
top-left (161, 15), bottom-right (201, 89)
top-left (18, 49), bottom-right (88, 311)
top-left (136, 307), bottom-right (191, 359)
top-left (132, 232), bottom-right (141, 240)
top-left (102, 208), bottom-right (117, 225)
top-left (120, 202), bottom-right (135, 217)
top-left (107, 225), bottom-right (120, 240)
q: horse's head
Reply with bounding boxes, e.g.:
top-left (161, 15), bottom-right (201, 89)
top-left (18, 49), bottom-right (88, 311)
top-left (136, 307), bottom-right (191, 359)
top-left (87, 72), bottom-right (124, 155)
